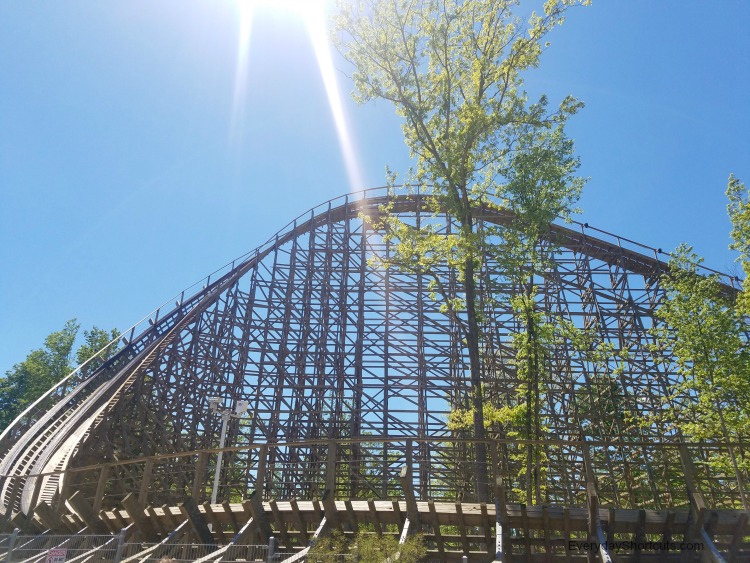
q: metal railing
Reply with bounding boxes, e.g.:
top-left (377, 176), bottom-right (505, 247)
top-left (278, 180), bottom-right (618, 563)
top-left (0, 531), bottom-right (277, 563)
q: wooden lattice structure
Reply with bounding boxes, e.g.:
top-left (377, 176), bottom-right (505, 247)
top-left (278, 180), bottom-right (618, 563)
top-left (0, 188), bottom-right (747, 561)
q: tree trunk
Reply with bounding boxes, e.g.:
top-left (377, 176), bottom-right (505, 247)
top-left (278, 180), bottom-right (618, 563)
top-left (464, 256), bottom-right (490, 502)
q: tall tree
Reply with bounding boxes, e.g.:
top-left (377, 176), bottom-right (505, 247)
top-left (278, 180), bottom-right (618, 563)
top-left (653, 245), bottom-right (750, 496)
top-left (727, 174), bottom-right (750, 316)
top-left (0, 320), bottom-right (119, 432)
top-left (336, 0), bottom-right (588, 501)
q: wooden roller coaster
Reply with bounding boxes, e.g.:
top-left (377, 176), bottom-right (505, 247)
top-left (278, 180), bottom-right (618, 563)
top-left (0, 188), bottom-right (748, 561)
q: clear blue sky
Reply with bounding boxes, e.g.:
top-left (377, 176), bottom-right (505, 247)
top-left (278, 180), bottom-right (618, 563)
top-left (1, 1), bottom-right (748, 374)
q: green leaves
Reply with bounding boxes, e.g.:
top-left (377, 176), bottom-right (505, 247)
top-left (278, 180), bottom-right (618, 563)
top-left (337, 0), bottom-right (589, 502)
top-left (653, 245), bottom-right (750, 441)
top-left (308, 530), bottom-right (426, 563)
top-left (0, 319), bottom-right (119, 432)
top-left (727, 174), bottom-right (750, 316)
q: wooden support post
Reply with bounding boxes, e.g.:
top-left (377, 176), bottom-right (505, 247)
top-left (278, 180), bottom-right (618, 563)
top-left (563, 507), bottom-right (572, 563)
top-left (122, 493), bottom-right (159, 542)
top-left (455, 502), bottom-right (470, 555)
top-left (33, 502), bottom-right (65, 533)
top-left (586, 482), bottom-right (614, 563)
top-left (481, 503), bottom-right (493, 556)
top-left (344, 500), bottom-right (358, 532)
top-left (322, 488), bottom-right (342, 532)
top-left (367, 500), bottom-right (383, 537)
top-left (257, 445), bottom-right (268, 498)
top-left (221, 501), bottom-right (240, 534)
top-left (244, 490), bottom-right (273, 543)
top-left (399, 466), bottom-right (420, 529)
top-left (291, 499), bottom-right (309, 544)
top-left (138, 459), bottom-right (154, 510)
top-left (269, 499), bottom-right (290, 549)
top-left (202, 502), bottom-right (226, 542)
top-left (180, 496), bottom-right (215, 546)
top-left (192, 452), bottom-right (209, 503)
top-left (94, 464), bottom-right (110, 513)
top-left (11, 510), bottom-right (40, 534)
top-left (428, 500), bottom-right (445, 559)
top-left (727, 512), bottom-right (748, 562)
top-left (493, 478), bottom-right (510, 563)
top-left (326, 440), bottom-right (337, 495)
top-left (68, 491), bottom-right (109, 534)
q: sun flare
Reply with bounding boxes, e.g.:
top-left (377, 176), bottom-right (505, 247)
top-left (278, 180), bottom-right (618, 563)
top-left (229, 0), bottom-right (364, 191)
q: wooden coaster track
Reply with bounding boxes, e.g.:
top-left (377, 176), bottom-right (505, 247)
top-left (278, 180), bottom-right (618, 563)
top-left (0, 188), bottom-right (747, 561)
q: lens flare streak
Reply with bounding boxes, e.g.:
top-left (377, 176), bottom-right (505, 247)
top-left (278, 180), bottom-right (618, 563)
top-left (229, 0), bottom-right (364, 191)
top-left (305, 10), bottom-right (365, 192)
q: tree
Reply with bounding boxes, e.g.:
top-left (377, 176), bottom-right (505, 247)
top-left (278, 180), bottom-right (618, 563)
top-left (336, 0), bottom-right (589, 502)
top-left (76, 326), bottom-right (120, 377)
top-left (308, 530), bottom-right (426, 563)
top-left (727, 174), bottom-right (750, 316)
top-left (653, 245), bottom-right (750, 507)
top-left (0, 320), bottom-right (119, 432)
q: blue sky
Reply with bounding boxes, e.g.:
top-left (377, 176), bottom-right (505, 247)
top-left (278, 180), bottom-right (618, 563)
top-left (1, 1), bottom-right (748, 373)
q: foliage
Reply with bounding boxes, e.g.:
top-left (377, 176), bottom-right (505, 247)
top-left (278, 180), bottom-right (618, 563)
top-left (308, 530), bottom-right (426, 563)
top-left (336, 0), bottom-right (589, 501)
top-left (448, 304), bottom-right (618, 503)
top-left (0, 319), bottom-right (119, 432)
top-left (653, 245), bottom-right (750, 444)
top-left (727, 174), bottom-right (750, 316)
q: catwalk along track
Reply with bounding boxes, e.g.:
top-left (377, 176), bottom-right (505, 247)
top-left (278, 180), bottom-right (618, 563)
top-left (0, 188), bottom-right (747, 562)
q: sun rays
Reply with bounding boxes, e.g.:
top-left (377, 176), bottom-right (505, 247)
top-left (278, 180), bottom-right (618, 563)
top-left (229, 0), bottom-right (364, 191)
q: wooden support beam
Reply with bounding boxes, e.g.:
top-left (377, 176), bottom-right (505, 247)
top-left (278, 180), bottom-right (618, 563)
top-left (243, 490), bottom-right (273, 543)
top-left (291, 499), bottom-right (309, 545)
top-left (122, 493), bottom-right (159, 542)
top-left (455, 501), bottom-right (470, 555)
top-left (11, 509), bottom-right (41, 534)
top-left (542, 506), bottom-right (552, 556)
top-left (180, 496), bottom-right (215, 546)
top-left (481, 503), bottom-right (493, 556)
top-left (161, 504), bottom-right (181, 530)
top-left (520, 504), bottom-right (532, 561)
top-left (344, 500), bottom-right (358, 532)
top-left (270, 499), bottom-right (291, 548)
top-left (257, 445), bottom-right (268, 496)
top-left (279, 516), bottom-right (328, 563)
top-left (367, 500), bottom-right (383, 537)
top-left (138, 459), bottom-right (154, 509)
top-left (428, 500), bottom-right (445, 560)
top-left (145, 506), bottom-right (167, 537)
top-left (280, 515), bottom-right (330, 563)
top-left (727, 512), bottom-right (748, 562)
top-left (662, 510), bottom-right (675, 548)
top-left (68, 491), bottom-right (109, 534)
top-left (32, 502), bottom-right (65, 533)
top-left (493, 478), bottom-right (510, 563)
top-left (222, 501), bottom-right (240, 534)
top-left (633, 509), bottom-right (646, 562)
top-left (586, 482), bottom-right (614, 563)
top-left (93, 464), bottom-right (110, 513)
top-left (399, 466), bottom-right (420, 530)
top-left (192, 452), bottom-right (208, 502)
top-left (322, 489), bottom-right (343, 532)
top-left (202, 502), bottom-right (226, 542)
top-left (563, 507), bottom-right (572, 563)
top-left (326, 440), bottom-right (337, 494)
